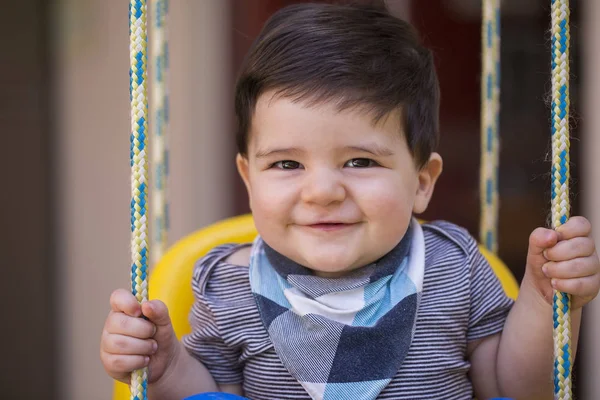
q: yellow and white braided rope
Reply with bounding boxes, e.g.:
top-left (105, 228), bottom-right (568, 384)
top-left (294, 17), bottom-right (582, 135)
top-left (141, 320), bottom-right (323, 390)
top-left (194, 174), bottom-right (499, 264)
top-left (480, 0), bottom-right (501, 253)
top-left (129, 0), bottom-right (149, 399)
top-left (550, 1), bottom-right (572, 398)
top-left (150, 0), bottom-right (169, 265)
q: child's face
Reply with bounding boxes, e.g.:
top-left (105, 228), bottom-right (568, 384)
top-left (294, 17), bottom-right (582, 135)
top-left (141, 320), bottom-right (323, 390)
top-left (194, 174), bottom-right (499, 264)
top-left (237, 93), bottom-right (442, 277)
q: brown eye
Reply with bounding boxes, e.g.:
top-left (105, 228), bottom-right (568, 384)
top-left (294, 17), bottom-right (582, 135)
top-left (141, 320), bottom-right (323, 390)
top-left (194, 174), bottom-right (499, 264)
top-left (346, 158), bottom-right (376, 168)
top-left (274, 160), bottom-right (301, 170)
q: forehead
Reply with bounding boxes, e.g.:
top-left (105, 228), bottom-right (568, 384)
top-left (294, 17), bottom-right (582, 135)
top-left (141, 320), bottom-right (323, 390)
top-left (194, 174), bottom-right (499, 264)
top-left (249, 93), bottom-right (404, 149)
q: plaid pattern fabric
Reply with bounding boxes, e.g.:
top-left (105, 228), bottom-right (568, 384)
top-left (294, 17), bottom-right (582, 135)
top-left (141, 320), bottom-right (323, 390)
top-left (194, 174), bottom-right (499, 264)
top-left (249, 219), bottom-right (425, 400)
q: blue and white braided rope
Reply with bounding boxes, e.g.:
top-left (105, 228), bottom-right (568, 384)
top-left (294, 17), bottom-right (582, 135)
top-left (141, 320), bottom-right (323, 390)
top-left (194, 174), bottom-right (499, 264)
top-left (550, 0), bottom-right (572, 398)
top-left (129, 0), bottom-right (149, 399)
top-left (150, 0), bottom-right (170, 265)
top-left (480, 0), bottom-right (501, 253)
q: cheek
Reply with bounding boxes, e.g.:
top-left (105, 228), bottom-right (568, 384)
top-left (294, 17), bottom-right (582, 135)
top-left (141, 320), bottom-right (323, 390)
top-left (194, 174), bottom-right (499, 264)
top-left (249, 176), bottom-right (299, 245)
top-left (353, 178), bottom-right (414, 250)
top-left (352, 174), bottom-right (414, 218)
top-left (248, 174), bottom-right (297, 219)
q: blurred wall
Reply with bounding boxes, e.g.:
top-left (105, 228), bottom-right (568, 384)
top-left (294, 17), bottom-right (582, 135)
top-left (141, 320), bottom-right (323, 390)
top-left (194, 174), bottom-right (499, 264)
top-left (54, 1), bottom-right (234, 398)
top-left (0, 0), bottom-right (56, 398)
top-left (582, 0), bottom-right (600, 397)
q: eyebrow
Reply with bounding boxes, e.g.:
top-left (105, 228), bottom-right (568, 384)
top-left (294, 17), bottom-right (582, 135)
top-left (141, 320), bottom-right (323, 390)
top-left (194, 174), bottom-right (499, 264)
top-left (255, 147), bottom-right (305, 159)
top-left (344, 145), bottom-right (394, 157)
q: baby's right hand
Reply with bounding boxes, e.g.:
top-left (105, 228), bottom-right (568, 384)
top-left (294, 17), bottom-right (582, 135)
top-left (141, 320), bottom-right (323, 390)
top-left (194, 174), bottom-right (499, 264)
top-left (100, 289), bottom-right (180, 385)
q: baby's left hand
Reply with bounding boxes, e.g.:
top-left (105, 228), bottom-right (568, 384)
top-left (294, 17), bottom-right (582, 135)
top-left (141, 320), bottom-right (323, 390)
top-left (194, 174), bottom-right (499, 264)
top-left (524, 216), bottom-right (600, 309)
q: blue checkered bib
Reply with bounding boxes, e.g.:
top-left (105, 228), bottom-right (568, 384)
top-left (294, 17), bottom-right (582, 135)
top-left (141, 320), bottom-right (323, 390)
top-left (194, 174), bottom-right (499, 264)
top-left (249, 219), bottom-right (425, 400)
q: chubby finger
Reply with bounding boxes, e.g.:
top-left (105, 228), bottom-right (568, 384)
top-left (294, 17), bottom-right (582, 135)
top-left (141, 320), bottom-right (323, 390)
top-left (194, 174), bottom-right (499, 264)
top-left (141, 300), bottom-right (171, 328)
top-left (543, 256), bottom-right (599, 279)
top-left (103, 332), bottom-right (158, 356)
top-left (527, 228), bottom-right (559, 273)
top-left (100, 352), bottom-right (149, 374)
top-left (556, 216), bottom-right (592, 241)
top-left (544, 237), bottom-right (596, 261)
top-left (106, 311), bottom-right (156, 338)
top-left (529, 228), bottom-right (559, 256)
top-left (552, 274), bottom-right (600, 298)
top-left (110, 288), bottom-right (142, 317)
top-left (140, 300), bottom-right (176, 347)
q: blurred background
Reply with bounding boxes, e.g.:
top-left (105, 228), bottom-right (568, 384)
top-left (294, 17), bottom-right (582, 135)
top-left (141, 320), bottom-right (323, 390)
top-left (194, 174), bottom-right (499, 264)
top-left (1, 0), bottom-right (599, 398)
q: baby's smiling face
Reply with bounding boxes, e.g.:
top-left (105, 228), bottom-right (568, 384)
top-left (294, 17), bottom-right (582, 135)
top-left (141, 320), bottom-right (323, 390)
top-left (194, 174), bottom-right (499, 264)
top-left (237, 93), bottom-right (442, 277)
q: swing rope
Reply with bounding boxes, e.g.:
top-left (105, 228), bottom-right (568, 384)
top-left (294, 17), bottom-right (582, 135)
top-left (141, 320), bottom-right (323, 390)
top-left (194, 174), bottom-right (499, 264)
top-left (151, 0), bottom-right (170, 266)
top-left (480, 0), bottom-right (501, 254)
top-left (129, 0), bottom-right (149, 399)
top-left (551, 0), bottom-right (572, 398)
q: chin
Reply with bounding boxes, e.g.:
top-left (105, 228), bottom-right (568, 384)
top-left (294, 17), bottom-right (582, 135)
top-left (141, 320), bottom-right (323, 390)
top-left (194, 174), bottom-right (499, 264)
top-left (303, 253), bottom-right (356, 275)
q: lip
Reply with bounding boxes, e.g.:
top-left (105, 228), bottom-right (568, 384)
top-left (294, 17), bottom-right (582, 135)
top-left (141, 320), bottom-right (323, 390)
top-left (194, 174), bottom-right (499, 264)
top-left (304, 222), bottom-right (357, 232)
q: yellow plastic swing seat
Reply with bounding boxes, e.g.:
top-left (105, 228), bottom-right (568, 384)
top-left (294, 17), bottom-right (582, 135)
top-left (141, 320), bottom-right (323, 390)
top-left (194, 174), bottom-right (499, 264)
top-left (113, 214), bottom-right (519, 399)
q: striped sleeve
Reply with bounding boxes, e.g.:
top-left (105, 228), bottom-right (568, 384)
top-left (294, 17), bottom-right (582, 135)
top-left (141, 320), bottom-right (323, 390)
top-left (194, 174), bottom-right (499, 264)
top-left (466, 238), bottom-right (514, 341)
top-left (181, 244), bottom-right (245, 384)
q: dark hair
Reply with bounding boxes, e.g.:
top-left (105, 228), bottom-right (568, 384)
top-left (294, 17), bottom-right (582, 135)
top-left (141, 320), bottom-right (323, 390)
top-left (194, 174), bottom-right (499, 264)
top-left (234, 2), bottom-right (440, 167)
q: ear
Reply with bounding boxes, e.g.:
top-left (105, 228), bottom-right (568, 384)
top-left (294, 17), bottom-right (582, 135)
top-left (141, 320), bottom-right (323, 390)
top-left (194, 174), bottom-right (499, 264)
top-left (236, 153), bottom-right (252, 209)
top-left (413, 152), bottom-right (443, 214)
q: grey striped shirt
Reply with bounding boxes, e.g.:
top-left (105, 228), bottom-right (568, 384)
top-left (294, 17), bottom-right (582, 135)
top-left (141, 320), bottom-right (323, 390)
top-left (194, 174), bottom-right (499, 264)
top-left (182, 221), bottom-right (514, 399)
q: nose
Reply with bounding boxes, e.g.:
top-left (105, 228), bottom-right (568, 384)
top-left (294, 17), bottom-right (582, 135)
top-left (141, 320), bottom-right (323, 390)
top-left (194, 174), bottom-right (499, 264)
top-left (300, 167), bottom-right (346, 206)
